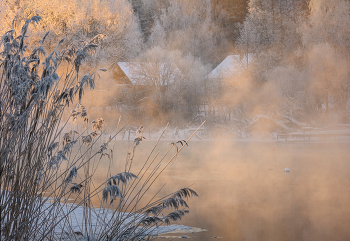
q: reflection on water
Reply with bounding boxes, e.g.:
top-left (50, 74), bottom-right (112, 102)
top-left (91, 141), bottom-right (350, 241)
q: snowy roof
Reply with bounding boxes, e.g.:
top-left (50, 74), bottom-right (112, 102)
top-left (207, 54), bottom-right (253, 79)
top-left (117, 62), bottom-right (183, 86)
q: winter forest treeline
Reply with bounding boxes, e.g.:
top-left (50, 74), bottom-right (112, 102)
top-left (1, 0), bottom-right (349, 137)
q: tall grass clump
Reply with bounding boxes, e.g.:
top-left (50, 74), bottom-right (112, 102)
top-left (1, 17), bottom-right (200, 241)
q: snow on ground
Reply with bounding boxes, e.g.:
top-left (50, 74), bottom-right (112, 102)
top-left (115, 127), bottom-right (206, 141)
top-left (45, 202), bottom-right (206, 239)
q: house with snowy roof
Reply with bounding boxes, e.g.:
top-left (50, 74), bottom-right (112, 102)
top-left (207, 54), bottom-right (253, 80)
top-left (116, 62), bottom-right (183, 86)
top-left (202, 54), bottom-right (253, 120)
top-left (101, 61), bottom-right (184, 117)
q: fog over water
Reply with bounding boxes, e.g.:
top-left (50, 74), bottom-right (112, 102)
top-left (90, 140), bottom-right (350, 241)
top-left (1, 1), bottom-right (350, 240)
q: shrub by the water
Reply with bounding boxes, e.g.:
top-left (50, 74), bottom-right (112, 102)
top-left (0, 17), bottom-right (199, 241)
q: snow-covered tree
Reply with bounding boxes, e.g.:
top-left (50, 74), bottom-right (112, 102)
top-left (146, 0), bottom-right (228, 67)
top-left (0, 0), bottom-right (143, 61)
top-left (212, 0), bottom-right (248, 40)
top-left (237, 0), bottom-right (307, 76)
top-left (235, 0), bottom-right (350, 128)
top-left (130, 0), bottom-right (167, 42)
top-left (302, 0), bottom-right (350, 123)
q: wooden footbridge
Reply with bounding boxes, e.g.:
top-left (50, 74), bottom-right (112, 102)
top-left (277, 125), bottom-right (350, 141)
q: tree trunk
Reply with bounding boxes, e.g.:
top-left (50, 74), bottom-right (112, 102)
top-left (340, 91), bottom-right (347, 124)
top-left (325, 89), bottom-right (329, 120)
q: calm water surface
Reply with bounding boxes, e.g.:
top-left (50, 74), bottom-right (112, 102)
top-left (91, 140), bottom-right (350, 241)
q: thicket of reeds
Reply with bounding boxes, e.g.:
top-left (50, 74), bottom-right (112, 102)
top-left (0, 17), bottom-right (200, 241)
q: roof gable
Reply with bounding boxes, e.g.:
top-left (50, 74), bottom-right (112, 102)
top-left (207, 54), bottom-right (253, 79)
top-left (117, 62), bottom-right (183, 86)
top-left (111, 64), bottom-right (133, 85)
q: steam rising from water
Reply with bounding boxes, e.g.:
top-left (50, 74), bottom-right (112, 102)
top-left (91, 140), bottom-right (350, 240)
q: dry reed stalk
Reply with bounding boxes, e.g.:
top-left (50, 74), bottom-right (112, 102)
top-left (1, 17), bottom-right (201, 241)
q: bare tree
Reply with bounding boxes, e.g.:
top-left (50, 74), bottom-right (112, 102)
top-left (118, 47), bottom-right (209, 126)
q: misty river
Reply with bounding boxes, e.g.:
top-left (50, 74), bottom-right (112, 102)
top-left (91, 140), bottom-right (350, 241)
